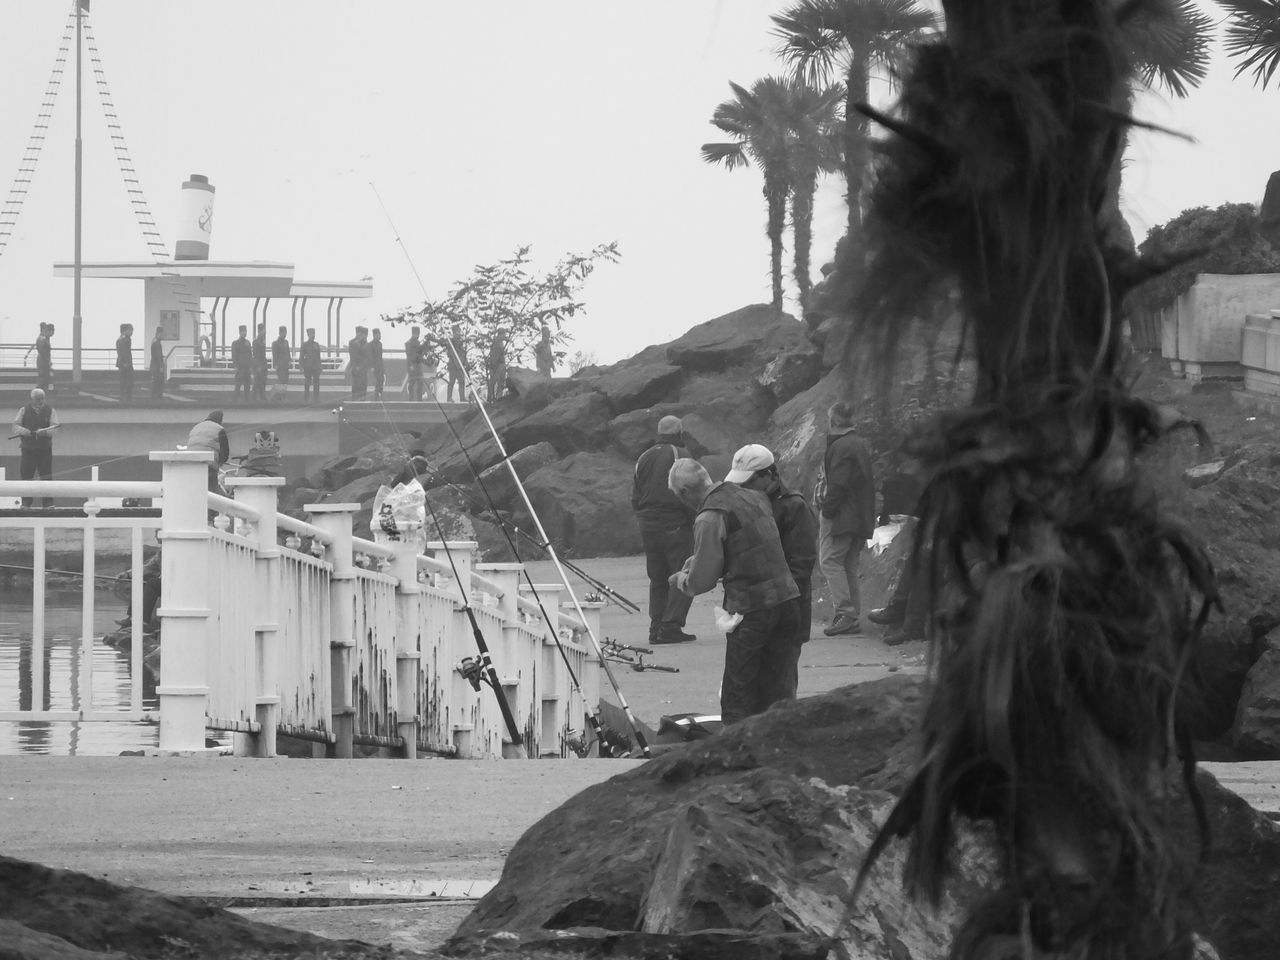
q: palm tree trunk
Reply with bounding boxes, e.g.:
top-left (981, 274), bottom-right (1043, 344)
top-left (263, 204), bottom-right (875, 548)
top-left (765, 174), bottom-right (788, 309)
top-left (841, 52), bottom-right (870, 277)
top-left (791, 176), bottom-right (816, 316)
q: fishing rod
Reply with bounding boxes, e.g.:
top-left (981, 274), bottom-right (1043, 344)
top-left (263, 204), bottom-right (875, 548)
top-left (404, 462), bottom-right (529, 759)
top-left (371, 181), bottom-right (653, 759)
top-left (340, 417), bottom-right (639, 613)
top-left (0, 561), bottom-right (124, 583)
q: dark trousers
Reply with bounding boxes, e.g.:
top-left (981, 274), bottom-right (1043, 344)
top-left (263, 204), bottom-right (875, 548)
top-left (721, 598), bottom-right (801, 725)
top-left (639, 516), bottom-right (693, 635)
top-left (119, 367), bottom-right (133, 402)
top-left (302, 369), bottom-right (320, 401)
top-left (37, 364), bottom-right (52, 392)
top-left (19, 447), bottom-right (53, 508)
top-left (234, 367), bottom-right (251, 399)
top-left (781, 586), bottom-right (812, 698)
top-left (372, 366), bottom-right (385, 399)
top-left (151, 366), bottom-right (164, 397)
top-left (351, 367), bottom-right (368, 399)
top-left (407, 365), bottom-right (423, 401)
top-left (252, 365), bottom-right (268, 400)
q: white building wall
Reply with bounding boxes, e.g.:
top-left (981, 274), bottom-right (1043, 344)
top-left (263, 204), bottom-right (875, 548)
top-left (1160, 273), bottom-right (1280, 379)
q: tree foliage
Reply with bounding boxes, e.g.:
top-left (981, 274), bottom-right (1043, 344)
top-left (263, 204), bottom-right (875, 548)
top-left (1218, 0), bottom-right (1280, 89)
top-left (1127, 202), bottom-right (1280, 315)
top-left (383, 243), bottom-right (619, 375)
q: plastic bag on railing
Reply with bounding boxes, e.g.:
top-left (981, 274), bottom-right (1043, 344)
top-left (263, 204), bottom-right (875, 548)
top-left (371, 478), bottom-right (427, 546)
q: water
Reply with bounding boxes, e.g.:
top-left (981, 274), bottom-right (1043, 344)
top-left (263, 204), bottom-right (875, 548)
top-left (0, 585), bottom-right (159, 755)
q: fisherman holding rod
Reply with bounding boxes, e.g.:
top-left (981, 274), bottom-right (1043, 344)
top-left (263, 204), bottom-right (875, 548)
top-left (10, 388), bottom-right (60, 508)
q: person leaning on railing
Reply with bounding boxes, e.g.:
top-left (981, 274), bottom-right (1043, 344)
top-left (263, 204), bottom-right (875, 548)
top-left (10, 387), bottom-right (59, 509)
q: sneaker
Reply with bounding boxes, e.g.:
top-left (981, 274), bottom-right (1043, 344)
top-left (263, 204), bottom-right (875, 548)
top-left (867, 605), bottom-right (904, 626)
top-left (823, 616), bottom-right (862, 637)
top-left (883, 629), bottom-right (923, 646)
top-left (676, 628), bottom-right (697, 642)
top-left (652, 625), bottom-right (695, 644)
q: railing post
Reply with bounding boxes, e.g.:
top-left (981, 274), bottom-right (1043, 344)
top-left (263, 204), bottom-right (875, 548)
top-left (571, 598), bottom-right (606, 737)
top-left (478, 563), bottom-right (526, 758)
top-left (389, 538), bottom-right (423, 759)
top-left (150, 450), bottom-right (214, 753)
top-left (306, 503), bottom-right (358, 758)
top-left (225, 476), bottom-right (285, 758)
top-left (523, 582), bottom-right (566, 757)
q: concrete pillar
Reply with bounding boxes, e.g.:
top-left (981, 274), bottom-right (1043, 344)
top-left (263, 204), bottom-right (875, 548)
top-left (389, 539), bottom-right (423, 759)
top-left (305, 503), bottom-right (358, 758)
top-left (151, 450), bottom-right (215, 753)
top-left (570, 599), bottom-right (606, 730)
top-left (226, 476), bottom-right (285, 758)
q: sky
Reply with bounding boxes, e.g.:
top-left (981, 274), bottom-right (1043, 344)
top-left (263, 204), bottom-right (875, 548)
top-left (0, 1), bottom-right (1277, 366)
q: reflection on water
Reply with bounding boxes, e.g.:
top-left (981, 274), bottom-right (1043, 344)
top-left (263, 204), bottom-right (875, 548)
top-left (0, 586), bottom-right (159, 755)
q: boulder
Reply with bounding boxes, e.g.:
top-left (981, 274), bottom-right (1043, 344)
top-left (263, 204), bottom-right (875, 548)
top-left (764, 370), bottom-right (850, 498)
top-left (1184, 460), bottom-right (1227, 488)
top-left (477, 441), bottom-right (560, 509)
top-left (590, 363), bottom-right (685, 414)
top-left (504, 391), bottom-right (614, 457)
top-left (449, 674), bottom-right (1280, 960)
top-left (1233, 639), bottom-right (1280, 757)
top-left (675, 374), bottom-right (776, 455)
top-left (757, 348), bottom-right (822, 404)
top-left (665, 305), bottom-right (809, 374)
top-left (519, 452), bottom-right (641, 557)
top-left (322, 472), bottom-right (388, 509)
top-left (426, 402), bottom-right (533, 487)
top-left (505, 367), bottom-right (555, 410)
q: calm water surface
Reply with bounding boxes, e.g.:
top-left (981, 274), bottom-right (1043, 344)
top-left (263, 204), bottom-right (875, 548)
top-left (0, 585), bottom-right (159, 755)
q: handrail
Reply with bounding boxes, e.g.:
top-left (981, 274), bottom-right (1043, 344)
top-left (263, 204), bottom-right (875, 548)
top-left (208, 492), bottom-right (261, 521)
top-left (351, 535), bottom-right (395, 560)
top-left (470, 569), bottom-right (505, 600)
top-left (0, 480), bottom-right (162, 498)
top-left (417, 553), bottom-right (453, 577)
top-left (277, 512), bottom-right (334, 545)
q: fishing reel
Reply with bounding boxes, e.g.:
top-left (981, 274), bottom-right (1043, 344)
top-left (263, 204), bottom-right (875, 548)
top-left (457, 656), bottom-right (488, 693)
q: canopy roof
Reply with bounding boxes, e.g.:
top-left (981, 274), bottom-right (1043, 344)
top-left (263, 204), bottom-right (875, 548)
top-left (52, 260), bottom-right (373, 299)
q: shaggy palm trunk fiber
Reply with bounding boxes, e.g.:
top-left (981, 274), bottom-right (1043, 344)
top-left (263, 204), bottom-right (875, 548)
top-left (851, 2), bottom-right (1219, 958)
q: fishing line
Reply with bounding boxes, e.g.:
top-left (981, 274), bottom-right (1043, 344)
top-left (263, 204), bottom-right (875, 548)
top-left (369, 180), bottom-right (652, 758)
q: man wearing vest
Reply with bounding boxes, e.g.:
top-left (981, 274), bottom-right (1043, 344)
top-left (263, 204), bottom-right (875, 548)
top-left (668, 458), bottom-right (800, 724)
top-left (817, 401), bottom-right (876, 637)
top-left (631, 415), bottom-right (696, 644)
top-left (727, 443), bottom-right (817, 700)
top-left (11, 388), bottom-right (59, 508)
top-left (185, 410), bottom-right (230, 496)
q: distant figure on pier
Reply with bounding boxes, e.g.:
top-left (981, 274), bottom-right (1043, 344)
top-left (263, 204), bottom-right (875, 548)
top-left (370, 328), bottom-right (385, 400)
top-left (486, 336), bottom-right (506, 403)
top-left (423, 336), bottom-right (441, 400)
top-left (271, 326), bottom-right (292, 387)
top-left (405, 326), bottom-right (424, 401)
top-left (348, 326), bottom-right (370, 400)
top-left (252, 323), bottom-right (269, 402)
top-left (115, 323), bottom-right (135, 403)
top-left (446, 322), bottom-right (467, 402)
top-left (231, 325), bottom-right (252, 401)
top-left (185, 410), bottom-right (229, 496)
top-left (149, 327), bottom-right (165, 398)
top-left (534, 324), bottom-right (556, 378)
top-left (10, 388), bottom-right (59, 509)
top-left (24, 322), bottom-right (53, 393)
top-left (300, 328), bottom-right (322, 402)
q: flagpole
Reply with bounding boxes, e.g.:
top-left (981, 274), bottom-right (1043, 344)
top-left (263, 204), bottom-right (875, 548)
top-left (72, 0), bottom-right (85, 384)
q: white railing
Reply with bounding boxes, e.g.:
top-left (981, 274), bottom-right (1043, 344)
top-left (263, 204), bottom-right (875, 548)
top-left (1, 453), bottom-right (603, 759)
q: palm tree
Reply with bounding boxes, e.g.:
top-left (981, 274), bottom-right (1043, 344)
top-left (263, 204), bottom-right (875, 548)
top-left (702, 78), bottom-right (797, 309)
top-left (847, 1), bottom-right (1218, 955)
top-left (1218, 0), bottom-right (1280, 88)
top-left (772, 0), bottom-right (937, 272)
top-left (776, 82), bottom-right (843, 313)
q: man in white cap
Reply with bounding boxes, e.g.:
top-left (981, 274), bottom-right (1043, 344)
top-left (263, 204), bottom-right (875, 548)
top-left (631, 415), bottom-right (696, 644)
top-left (726, 443), bottom-right (817, 698)
top-left (668, 457), bottom-right (799, 724)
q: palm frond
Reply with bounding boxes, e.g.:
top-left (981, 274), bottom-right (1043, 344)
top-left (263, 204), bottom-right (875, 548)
top-left (1125, 0), bottom-right (1214, 98)
top-left (1219, 0), bottom-right (1280, 89)
top-left (700, 141), bottom-right (750, 170)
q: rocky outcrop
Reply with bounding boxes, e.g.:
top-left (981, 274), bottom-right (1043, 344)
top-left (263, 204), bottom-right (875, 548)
top-left (477, 441), bottom-right (559, 510)
top-left (504, 391), bottom-right (614, 456)
top-left (665, 304), bottom-right (808, 372)
top-left (593, 363), bottom-right (685, 414)
top-left (448, 675), bottom-right (1280, 960)
top-left (519, 452), bottom-right (641, 557)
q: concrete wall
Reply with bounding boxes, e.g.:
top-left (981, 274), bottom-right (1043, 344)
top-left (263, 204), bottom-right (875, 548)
top-left (1243, 312), bottom-right (1280, 397)
top-left (1161, 273), bottom-right (1280, 380)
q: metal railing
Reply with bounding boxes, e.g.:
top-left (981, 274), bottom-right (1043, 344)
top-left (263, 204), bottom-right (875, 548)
top-left (0, 454), bottom-right (603, 759)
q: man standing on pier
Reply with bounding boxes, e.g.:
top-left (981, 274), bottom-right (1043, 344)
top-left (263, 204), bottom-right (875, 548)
top-left (252, 323), bottom-right (269, 402)
top-left (370, 328), bottom-right (386, 400)
top-left (25, 323), bottom-right (54, 393)
top-left (272, 326), bottom-right (292, 390)
top-left (115, 324), bottom-right (135, 404)
top-left (11, 388), bottom-right (59, 509)
top-left (231, 325), bottom-right (252, 402)
top-left (348, 326), bottom-right (370, 400)
top-left (300, 329), bottom-right (322, 402)
top-left (149, 326), bottom-right (166, 399)
top-left (405, 326), bottom-right (424, 401)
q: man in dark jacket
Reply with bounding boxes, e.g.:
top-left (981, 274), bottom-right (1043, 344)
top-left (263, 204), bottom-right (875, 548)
top-left (348, 326), bottom-right (369, 400)
top-left (115, 323), bottom-right (135, 403)
top-left (271, 326), bottom-right (292, 386)
top-left (405, 326), bottom-right (424, 401)
top-left (25, 323), bottom-right (53, 392)
top-left (728, 443), bottom-right (817, 699)
top-left (149, 326), bottom-right (166, 398)
top-left (300, 328), bottom-right (322, 402)
top-left (817, 401), bottom-right (876, 636)
top-left (231, 325), bottom-right (252, 401)
top-left (669, 458), bottom-right (799, 724)
top-left (252, 323), bottom-right (269, 401)
top-left (370, 328), bottom-right (385, 399)
top-left (631, 415), bottom-right (696, 644)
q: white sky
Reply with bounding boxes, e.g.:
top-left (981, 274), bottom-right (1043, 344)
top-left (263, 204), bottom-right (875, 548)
top-left (0, 1), bottom-right (1276, 364)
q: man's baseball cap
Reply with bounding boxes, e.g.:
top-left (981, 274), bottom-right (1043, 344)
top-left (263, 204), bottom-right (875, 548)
top-left (657, 415), bottom-right (684, 437)
top-left (724, 443), bottom-right (775, 484)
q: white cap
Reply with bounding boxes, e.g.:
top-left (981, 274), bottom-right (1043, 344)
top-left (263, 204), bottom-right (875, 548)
top-left (724, 443), bottom-right (775, 484)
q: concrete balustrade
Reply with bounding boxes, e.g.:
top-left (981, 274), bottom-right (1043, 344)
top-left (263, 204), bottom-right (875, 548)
top-left (1, 455), bottom-right (602, 760)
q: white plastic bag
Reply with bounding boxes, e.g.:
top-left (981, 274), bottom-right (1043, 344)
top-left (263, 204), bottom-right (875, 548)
top-left (372, 479), bottom-right (427, 545)
top-left (714, 605), bottom-right (744, 633)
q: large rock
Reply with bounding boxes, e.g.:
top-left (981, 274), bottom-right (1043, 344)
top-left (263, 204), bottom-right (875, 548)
top-left (322, 472), bottom-right (387, 509)
top-left (606, 404), bottom-right (689, 460)
top-left (665, 305), bottom-right (809, 374)
top-left (590, 363), bottom-right (686, 414)
top-left (476, 441), bottom-right (560, 510)
top-left (520, 452), bottom-right (641, 557)
top-left (449, 674), bottom-right (1280, 960)
top-left (765, 370), bottom-right (849, 498)
top-left (757, 348), bottom-right (822, 405)
top-left (1233, 638), bottom-right (1280, 757)
top-left (504, 391), bottom-right (614, 457)
top-left (675, 374), bottom-right (776, 456)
